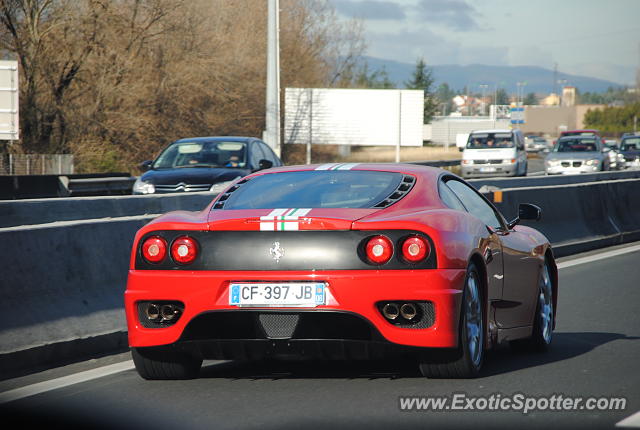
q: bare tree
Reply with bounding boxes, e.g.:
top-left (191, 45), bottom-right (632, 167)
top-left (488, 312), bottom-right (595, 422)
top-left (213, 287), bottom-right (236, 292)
top-left (0, 0), bottom-right (366, 171)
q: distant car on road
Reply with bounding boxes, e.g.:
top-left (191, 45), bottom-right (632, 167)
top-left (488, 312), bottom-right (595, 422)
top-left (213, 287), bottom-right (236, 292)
top-left (461, 129), bottom-right (527, 178)
top-left (525, 136), bottom-right (551, 152)
top-left (133, 137), bottom-right (282, 195)
top-left (545, 136), bottom-right (611, 175)
top-left (603, 139), bottom-right (625, 170)
top-left (620, 135), bottom-right (640, 169)
top-left (559, 129), bottom-right (602, 139)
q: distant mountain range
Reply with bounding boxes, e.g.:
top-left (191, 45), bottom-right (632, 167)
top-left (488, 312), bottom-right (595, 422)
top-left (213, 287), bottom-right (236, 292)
top-left (363, 56), bottom-right (625, 94)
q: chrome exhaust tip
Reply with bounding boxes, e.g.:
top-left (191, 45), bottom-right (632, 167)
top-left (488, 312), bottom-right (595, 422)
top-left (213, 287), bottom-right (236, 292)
top-left (160, 304), bottom-right (178, 321)
top-left (145, 303), bottom-right (160, 320)
top-left (382, 303), bottom-right (400, 320)
top-left (400, 303), bottom-right (417, 320)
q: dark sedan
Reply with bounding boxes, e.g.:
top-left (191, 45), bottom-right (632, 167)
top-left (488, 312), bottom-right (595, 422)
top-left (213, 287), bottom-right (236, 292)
top-left (133, 137), bottom-right (282, 195)
top-left (620, 135), bottom-right (640, 169)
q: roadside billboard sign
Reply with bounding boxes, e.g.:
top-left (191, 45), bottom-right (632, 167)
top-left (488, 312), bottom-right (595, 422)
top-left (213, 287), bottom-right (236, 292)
top-left (0, 60), bottom-right (19, 140)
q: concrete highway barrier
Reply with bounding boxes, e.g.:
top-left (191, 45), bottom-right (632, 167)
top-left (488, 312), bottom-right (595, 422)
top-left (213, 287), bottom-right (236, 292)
top-left (469, 168), bottom-right (640, 190)
top-left (487, 178), bottom-right (640, 257)
top-left (0, 216), bottom-right (154, 375)
top-left (0, 191), bottom-right (215, 228)
top-left (1, 177), bottom-right (639, 375)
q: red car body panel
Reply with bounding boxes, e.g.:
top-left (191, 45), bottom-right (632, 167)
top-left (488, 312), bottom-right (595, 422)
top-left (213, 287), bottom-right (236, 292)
top-left (125, 163), bottom-right (555, 354)
top-left (126, 268), bottom-right (465, 348)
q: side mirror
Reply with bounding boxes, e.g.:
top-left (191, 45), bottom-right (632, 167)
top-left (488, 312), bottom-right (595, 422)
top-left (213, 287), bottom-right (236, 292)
top-left (139, 160), bottom-right (153, 171)
top-left (458, 147), bottom-right (464, 152)
top-left (507, 203), bottom-right (542, 229)
top-left (519, 203), bottom-right (542, 221)
top-left (258, 159), bottom-right (273, 170)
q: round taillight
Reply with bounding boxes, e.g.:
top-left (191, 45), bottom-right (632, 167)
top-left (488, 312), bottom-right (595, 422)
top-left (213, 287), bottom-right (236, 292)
top-left (171, 236), bottom-right (198, 265)
top-left (141, 236), bottom-right (167, 264)
top-left (365, 235), bottom-right (393, 265)
top-left (401, 236), bottom-right (430, 263)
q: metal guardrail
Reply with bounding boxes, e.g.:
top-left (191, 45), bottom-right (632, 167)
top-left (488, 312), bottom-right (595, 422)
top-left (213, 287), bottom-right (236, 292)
top-left (66, 175), bottom-right (136, 197)
top-left (468, 169), bottom-right (640, 190)
top-left (0, 172), bottom-right (136, 199)
top-left (408, 160), bottom-right (461, 167)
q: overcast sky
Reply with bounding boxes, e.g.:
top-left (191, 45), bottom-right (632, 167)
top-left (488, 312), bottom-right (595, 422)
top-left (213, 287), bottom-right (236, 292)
top-left (328, 0), bottom-right (640, 85)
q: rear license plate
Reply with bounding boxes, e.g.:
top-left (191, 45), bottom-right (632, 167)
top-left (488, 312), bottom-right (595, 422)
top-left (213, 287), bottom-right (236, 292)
top-left (229, 282), bottom-right (326, 307)
top-left (480, 167), bottom-right (496, 172)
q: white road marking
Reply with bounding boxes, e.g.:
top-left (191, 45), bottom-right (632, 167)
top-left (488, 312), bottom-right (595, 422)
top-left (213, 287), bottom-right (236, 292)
top-left (0, 360), bottom-right (134, 404)
top-left (557, 244), bottom-right (640, 270)
top-left (616, 410), bottom-right (640, 428)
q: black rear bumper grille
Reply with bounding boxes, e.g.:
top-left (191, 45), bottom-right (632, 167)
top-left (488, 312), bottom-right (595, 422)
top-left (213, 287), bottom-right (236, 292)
top-left (182, 339), bottom-right (417, 361)
top-left (181, 310), bottom-right (379, 342)
top-left (175, 310), bottom-right (437, 360)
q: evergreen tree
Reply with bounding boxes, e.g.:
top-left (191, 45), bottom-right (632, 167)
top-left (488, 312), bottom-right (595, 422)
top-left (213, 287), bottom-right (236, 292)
top-left (435, 82), bottom-right (456, 115)
top-left (495, 88), bottom-right (509, 105)
top-left (523, 92), bottom-right (538, 105)
top-left (404, 58), bottom-right (438, 123)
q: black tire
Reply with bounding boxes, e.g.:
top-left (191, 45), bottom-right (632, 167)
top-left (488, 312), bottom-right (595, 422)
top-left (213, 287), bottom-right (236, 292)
top-left (132, 346), bottom-right (202, 380)
top-left (419, 263), bottom-right (484, 378)
top-left (510, 258), bottom-right (554, 352)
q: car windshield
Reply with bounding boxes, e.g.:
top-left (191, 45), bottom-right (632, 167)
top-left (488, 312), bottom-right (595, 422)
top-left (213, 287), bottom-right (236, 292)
top-left (554, 138), bottom-right (598, 152)
top-left (222, 170), bottom-right (404, 209)
top-left (621, 138), bottom-right (640, 151)
top-left (562, 131), bottom-right (597, 137)
top-left (466, 133), bottom-right (514, 149)
top-left (534, 137), bottom-right (547, 142)
top-left (153, 141), bottom-right (247, 169)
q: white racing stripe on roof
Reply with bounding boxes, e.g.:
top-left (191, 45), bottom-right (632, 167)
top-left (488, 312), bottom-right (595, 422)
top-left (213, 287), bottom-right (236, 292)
top-left (336, 163), bottom-right (359, 170)
top-left (315, 163), bottom-right (359, 171)
top-left (315, 163), bottom-right (339, 170)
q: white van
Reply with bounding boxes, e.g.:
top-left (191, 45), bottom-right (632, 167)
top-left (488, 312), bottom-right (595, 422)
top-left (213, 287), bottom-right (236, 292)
top-left (460, 129), bottom-right (527, 178)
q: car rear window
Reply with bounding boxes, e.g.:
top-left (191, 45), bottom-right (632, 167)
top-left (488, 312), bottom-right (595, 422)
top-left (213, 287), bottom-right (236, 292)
top-left (621, 138), bottom-right (640, 151)
top-left (555, 138), bottom-right (598, 152)
top-left (563, 131), bottom-right (597, 137)
top-left (153, 141), bottom-right (247, 169)
top-left (467, 132), bottom-right (514, 149)
top-left (222, 170), bottom-right (405, 209)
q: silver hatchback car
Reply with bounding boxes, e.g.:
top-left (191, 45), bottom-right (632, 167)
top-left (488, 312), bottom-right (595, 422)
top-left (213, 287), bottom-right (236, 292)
top-left (545, 136), bottom-right (611, 174)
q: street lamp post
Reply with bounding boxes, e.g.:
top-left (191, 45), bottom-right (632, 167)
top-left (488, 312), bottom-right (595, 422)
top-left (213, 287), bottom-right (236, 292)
top-left (557, 79), bottom-right (567, 106)
top-left (516, 82), bottom-right (526, 106)
top-left (265, 0), bottom-right (281, 156)
top-left (479, 84), bottom-right (488, 115)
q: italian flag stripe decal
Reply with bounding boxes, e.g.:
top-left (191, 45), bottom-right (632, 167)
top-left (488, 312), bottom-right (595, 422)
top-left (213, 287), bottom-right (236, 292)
top-left (259, 208), bottom-right (312, 231)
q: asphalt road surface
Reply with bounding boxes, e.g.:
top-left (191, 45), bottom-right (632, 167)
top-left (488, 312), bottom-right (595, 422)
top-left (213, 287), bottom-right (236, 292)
top-left (527, 157), bottom-right (546, 175)
top-left (1, 243), bottom-right (639, 430)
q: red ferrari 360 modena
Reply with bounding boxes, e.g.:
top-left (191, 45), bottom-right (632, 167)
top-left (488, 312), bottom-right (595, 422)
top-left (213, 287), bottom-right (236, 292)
top-left (125, 163), bottom-right (557, 379)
